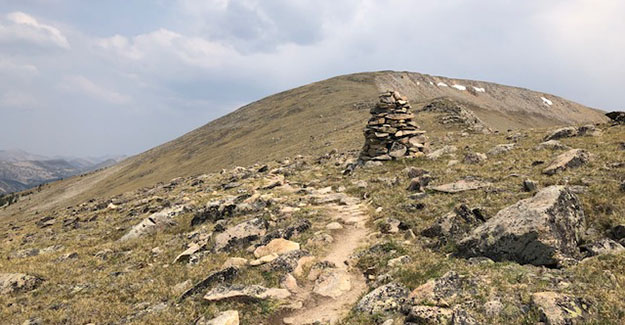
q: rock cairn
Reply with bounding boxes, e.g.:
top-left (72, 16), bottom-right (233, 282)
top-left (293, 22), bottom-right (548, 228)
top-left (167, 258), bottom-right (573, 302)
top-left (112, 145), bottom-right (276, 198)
top-left (359, 91), bottom-right (429, 161)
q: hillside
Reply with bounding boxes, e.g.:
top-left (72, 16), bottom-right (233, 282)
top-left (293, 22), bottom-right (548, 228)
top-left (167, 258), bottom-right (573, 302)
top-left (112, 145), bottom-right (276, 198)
top-left (1, 103), bottom-right (623, 324)
top-left (3, 71), bottom-right (606, 214)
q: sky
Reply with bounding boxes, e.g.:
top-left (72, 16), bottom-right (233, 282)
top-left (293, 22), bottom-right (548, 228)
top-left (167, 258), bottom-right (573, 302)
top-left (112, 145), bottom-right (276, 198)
top-left (0, 0), bottom-right (623, 157)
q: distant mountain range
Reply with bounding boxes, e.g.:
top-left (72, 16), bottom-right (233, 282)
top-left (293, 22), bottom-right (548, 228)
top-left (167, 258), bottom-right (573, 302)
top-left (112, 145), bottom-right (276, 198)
top-left (0, 149), bottom-right (125, 194)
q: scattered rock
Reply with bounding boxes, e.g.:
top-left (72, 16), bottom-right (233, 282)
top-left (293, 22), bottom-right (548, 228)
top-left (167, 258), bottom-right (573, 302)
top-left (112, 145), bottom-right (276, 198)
top-left (523, 179), bottom-right (538, 192)
top-left (356, 282), bottom-right (409, 314)
top-left (120, 206), bottom-right (185, 241)
top-left (488, 143), bottom-right (515, 156)
top-left (463, 152), bottom-right (487, 164)
top-left (542, 149), bottom-right (590, 175)
top-left (405, 167), bottom-right (429, 179)
top-left (535, 140), bottom-right (570, 151)
top-left (409, 271), bottom-right (472, 307)
top-left (429, 178), bottom-right (492, 193)
top-left (178, 267), bottom-right (239, 302)
top-left (269, 250), bottom-right (311, 273)
top-left (406, 175), bottom-right (432, 192)
top-left (0, 273), bottom-right (43, 294)
top-left (379, 218), bottom-right (407, 234)
top-left (531, 292), bottom-right (588, 325)
top-left (35, 216), bottom-right (55, 228)
top-left (173, 241), bottom-right (207, 263)
top-left (544, 127), bottom-right (578, 141)
top-left (426, 146), bottom-right (457, 160)
top-left (203, 285), bottom-right (290, 302)
top-left (457, 186), bottom-right (585, 267)
top-left (312, 270), bottom-right (352, 299)
top-left (257, 219), bottom-right (311, 246)
top-left (581, 238), bottom-right (624, 257)
top-left (214, 218), bottom-right (268, 252)
top-left (606, 111), bottom-right (625, 124)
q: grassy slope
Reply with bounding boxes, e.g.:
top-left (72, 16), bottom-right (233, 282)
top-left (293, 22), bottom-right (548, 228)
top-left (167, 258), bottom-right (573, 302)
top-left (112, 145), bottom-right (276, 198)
top-left (0, 71), bottom-right (609, 221)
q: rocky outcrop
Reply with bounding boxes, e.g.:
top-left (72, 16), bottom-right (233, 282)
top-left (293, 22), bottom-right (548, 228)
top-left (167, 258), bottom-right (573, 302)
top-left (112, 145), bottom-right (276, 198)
top-left (542, 149), bottom-right (590, 175)
top-left (581, 238), bottom-right (624, 257)
top-left (422, 98), bottom-right (492, 134)
top-left (359, 91), bottom-right (429, 161)
top-left (214, 218), bottom-right (268, 252)
top-left (531, 292), bottom-right (588, 325)
top-left (544, 125), bottom-right (600, 141)
top-left (0, 273), bottom-right (43, 294)
top-left (178, 267), bottom-right (239, 302)
top-left (606, 111), bottom-right (625, 124)
top-left (457, 186), bottom-right (585, 267)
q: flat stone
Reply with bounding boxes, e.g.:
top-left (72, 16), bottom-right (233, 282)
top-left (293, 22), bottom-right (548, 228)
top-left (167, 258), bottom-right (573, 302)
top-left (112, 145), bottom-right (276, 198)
top-left (203, 285), bottom-right (290, 302)
top-left (543, 149), bottom-right (590, 175)
top-left (429, 178), bottom-right (492, 193)
top-left (253, 238), bottom-right (300, 258)
top-left (201, 310), bottom-right (239, 325)
top-left (312, 270), bottom-right (352, 299)
top-left (120, 206), bottom-right (185, 241)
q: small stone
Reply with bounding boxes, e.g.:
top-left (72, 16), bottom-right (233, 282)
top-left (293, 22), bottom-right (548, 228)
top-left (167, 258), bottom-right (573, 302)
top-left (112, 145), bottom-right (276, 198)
top-left (523, 179), bottom-right (538, 192)
top-left (463, 152), bottom-right (487, 164)
top-left (406, 175), bottom-right (432, 192)
top-left (488, 143), bottom-right (515, 155)
top-left (326, 222), bottom-right (343, 230)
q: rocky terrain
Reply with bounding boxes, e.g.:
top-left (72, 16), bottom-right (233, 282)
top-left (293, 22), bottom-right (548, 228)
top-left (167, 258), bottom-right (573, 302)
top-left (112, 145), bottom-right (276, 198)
top-left (1, 89), bottom-right (623, 324)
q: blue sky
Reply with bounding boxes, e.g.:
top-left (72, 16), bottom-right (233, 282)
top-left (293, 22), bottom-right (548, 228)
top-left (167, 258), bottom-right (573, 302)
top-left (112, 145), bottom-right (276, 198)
top-left (0, 0), bottom-right (623, 157)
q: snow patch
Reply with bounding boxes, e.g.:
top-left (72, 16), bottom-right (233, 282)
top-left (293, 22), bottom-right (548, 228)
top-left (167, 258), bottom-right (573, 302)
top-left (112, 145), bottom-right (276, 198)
top-left (473, 87), bottom-right (485, 93)
top-left (437, 82), bottom-right (448, 87)
top-left (452, 84), bottom-right (466, 91)
top-left (541, 96), bottom-right (553, 106)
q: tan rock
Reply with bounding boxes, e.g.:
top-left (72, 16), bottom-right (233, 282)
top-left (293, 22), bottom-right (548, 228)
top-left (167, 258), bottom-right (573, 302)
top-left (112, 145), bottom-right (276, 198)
top-left (253, 238), bottom-right (300, 258)
top-left (200, 310), bottom-right (239, 325)
top-left (543, 149), bottom-right (590, 175)
top-left (326, 222), bottom-right (343, 230)
top-left (204, 285), bottom-right (290, 302)
top-left (250, 253), bottom-right (279, 266)
top-left (222, 257), bottom-right (249, 268)
top-left (312, 270), bottom-right (352, 299)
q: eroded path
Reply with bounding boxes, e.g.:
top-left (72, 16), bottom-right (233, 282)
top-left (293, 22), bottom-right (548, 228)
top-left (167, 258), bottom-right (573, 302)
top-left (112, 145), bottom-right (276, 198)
top-left (281, 191), bottom-right (371, 325)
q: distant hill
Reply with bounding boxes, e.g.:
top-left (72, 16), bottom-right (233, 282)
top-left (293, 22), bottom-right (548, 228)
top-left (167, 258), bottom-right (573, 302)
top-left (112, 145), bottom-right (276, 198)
top-left (0, 151), bottom-right (125, 194)
top-left (1, 70), bottom-right (608, 207)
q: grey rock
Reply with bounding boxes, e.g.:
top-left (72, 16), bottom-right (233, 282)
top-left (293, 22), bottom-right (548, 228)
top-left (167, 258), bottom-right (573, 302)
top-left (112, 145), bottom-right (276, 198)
top-left (426, 146), bottom-right (457, 160)
top-left (409, 271), bottom-right (473, 307)
top-left (457, 186), bottom-right (585, 267)
top-left (581, 238), bottom-right (624, 257)
top-left (178, 266), bottom-right (239, 302)
top-left (488, 143), bottom-right (515, 156)
top-left (535, 140), bottom-right (570, 151)
top-left (531, 292), bottom-right (588, 325)
top-left (214, 218), bottom-right (268, 252)
top-left (542, 149), bottom-right (590, 175)
top-left (120, 205), bottom-right (185, 241)
top-left (523, 179), bottom-right (538, 192)
top-left (544, 127), bottom-right (578, 141)
top-left (406, 175), bottom-right (432, 192)
top-left (356, 282), bottom-right (409, 314)
top-left (405, 305), bottom-right (453, 324)
top-left (0, 273), bottom-right (43, 294)
top-left (269, 250), bottom-right (311, 273)
top-left (203, 284), bottom-right (290, 302)
top-left (463, 152), bottom-right (487, 164)
top-left (429, 178), bottom-right (492, 193)
top-left (421, 205), bottom-right (485, 246)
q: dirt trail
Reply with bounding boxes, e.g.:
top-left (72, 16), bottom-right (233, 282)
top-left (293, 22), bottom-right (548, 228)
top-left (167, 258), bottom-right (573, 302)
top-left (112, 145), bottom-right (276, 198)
top-left (281, 194), bottom-right (371, 325)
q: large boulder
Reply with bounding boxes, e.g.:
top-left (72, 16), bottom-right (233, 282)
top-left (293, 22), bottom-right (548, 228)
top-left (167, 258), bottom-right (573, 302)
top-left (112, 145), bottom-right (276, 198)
top-left (214, 218), bottom-right (268, 252)
top-left (0, 273), bottom-right (43, 294)
top-left (542, 149), bottom-right (590, 175)
top-left (606, 111), bottom-right (625, 124)
top-left (456, 186), bottom-right (585, 267)
top-left (544, 127), bottom-right (578, 141)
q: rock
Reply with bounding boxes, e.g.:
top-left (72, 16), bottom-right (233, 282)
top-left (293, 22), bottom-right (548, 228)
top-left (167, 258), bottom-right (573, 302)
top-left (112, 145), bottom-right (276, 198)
top-left (426, 146), bottom-right (457, 160)
top-left (173, 280), bottom-right (192, 295)
top-left (531, 292), bottom-right (588, 325)
top-left (421, 205), bottom-right (485, 246)
top-left (409, 271), bottom-right (471, 307)
top-left (253, 238), bottom-right (300, 258)
top-left (405, 306), bottom-right (453, 324)
top-left (120, 205), bottom-right (185, 241)
top-left (405, 167), bottom-right (429, 179)
top-left (577, 124), bottom-right (600, 136)
top-left (223, 257), bottom-right (249, 268)
top-left (606, 111), bottom-right (625, 124)
top-left (197, 310), bottom-right (239, 325)
top-left (535, 140), bottom-right (571, 151)
top-left (389, 142), bottom-right (407, 158)
top-left (544, 127), bottom-right (578, 141)
top-left (173, 241), bottom-right (207, 263)
top-left (457, 186), bottom-right (585, 267)
top-left (203, 285), bottom-right (290, 302)
top-left (35, 216), bottom-right (55, 228)
top-left (356, 282), bottom-right (409, 314)
top-left (214, 218), bottom-right (268, 252)
top-left (488, 143), bottom-right (515, 156)
top-left (257, 219), bottom-right (311, 246)
top-left (387, 255), bottom-right (411, 267)
top-left (379, 218), bottom-right (406, 234)
top-left (94, 248), bottom-right (114, 260)
top-left (523, 179), bottom-right (538, 192)
top-left (313, 270), bottom-right (352, 298)
top-left (610, 224), bottom-right (625, 241)
top-left (581, 238), bottom-right (624, 257)
top-left (463, 152), bottom-right (487, 164)
top-left (269, 250), bottom-right (311, 273)
top-left (250, 253), bottom-right (279, 266)
top-left (178, 267), bottom-right (239, 302)
top-left (429, 178), bottom-right (492, 193)
top-left (0, 273), bottom-right (43, 294)
top-left (543, 149), bottom-right (590, 175)
top-left (406, 175), bottom-right (432, 192)
top-left (326, 222), bottom-right (343, 230)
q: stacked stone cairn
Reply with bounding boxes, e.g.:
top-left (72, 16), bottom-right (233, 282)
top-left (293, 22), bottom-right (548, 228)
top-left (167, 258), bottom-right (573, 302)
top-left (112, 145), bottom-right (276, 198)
top-left (359, 90), bottom-right (429, 161)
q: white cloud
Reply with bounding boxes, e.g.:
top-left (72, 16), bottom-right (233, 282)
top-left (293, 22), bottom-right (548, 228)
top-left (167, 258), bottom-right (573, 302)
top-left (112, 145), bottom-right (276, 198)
top-left (0, 11), bottom-right (70, 49)
top-left (60, 75), bottom-right (130, 104)
top-left (0, 90), bottom-right (39, 109)
top-left (0, 58), bottom-right (39, 75)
